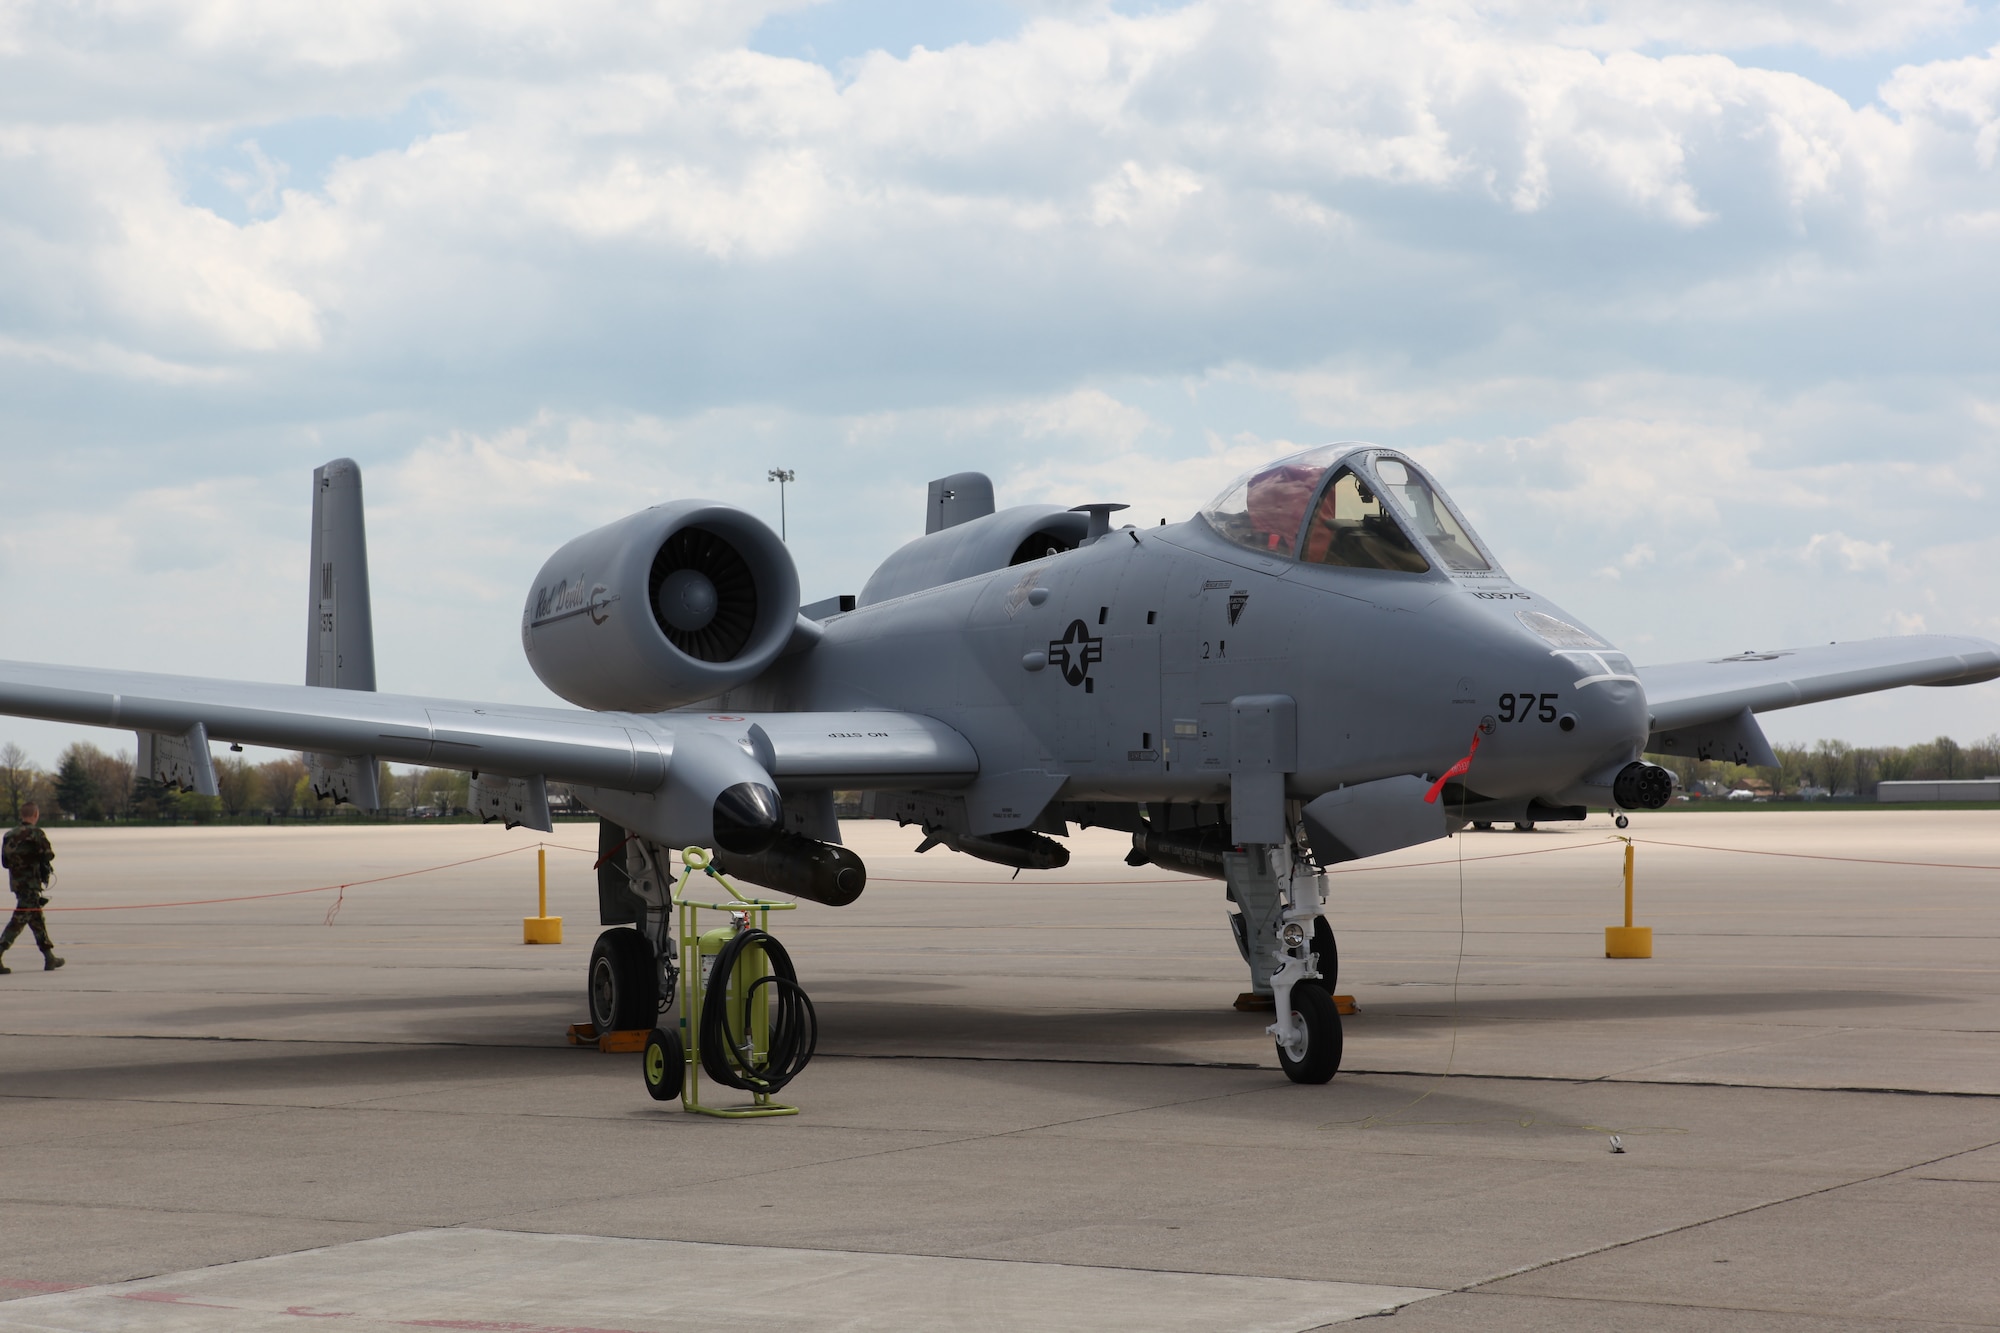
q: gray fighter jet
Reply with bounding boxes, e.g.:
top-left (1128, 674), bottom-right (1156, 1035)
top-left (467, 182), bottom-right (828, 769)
top-left (3, 448), bottom-right (1994, 1082)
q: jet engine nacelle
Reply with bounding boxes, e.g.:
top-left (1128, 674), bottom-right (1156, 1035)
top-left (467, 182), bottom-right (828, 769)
top-left (522, 501), bottom-right (801, 712)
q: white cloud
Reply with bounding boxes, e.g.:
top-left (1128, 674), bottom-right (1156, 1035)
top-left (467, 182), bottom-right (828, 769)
top-left (1802, 530), bottom-right (1893, 572)
top-left (1, 0), bottom-right (1997, 756)
top-left (10, 1), bottom-right (1992, 387)
top-left (1493, 0), bottom-right (1978, 58)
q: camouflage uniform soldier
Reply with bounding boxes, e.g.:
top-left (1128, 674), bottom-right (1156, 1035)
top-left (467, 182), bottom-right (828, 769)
top-left (0, 801), bottom-right (63, 973)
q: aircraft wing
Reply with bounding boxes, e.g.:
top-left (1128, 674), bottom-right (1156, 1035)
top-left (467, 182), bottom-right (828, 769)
top-left (0, 659), bottom-right (978, 792)
top-left (1638, 635), bottom-right (2000, 733)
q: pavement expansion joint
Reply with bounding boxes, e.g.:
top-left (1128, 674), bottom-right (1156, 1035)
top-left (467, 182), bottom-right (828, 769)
top-left (1455, 1137), bottom-right (2000, 1299)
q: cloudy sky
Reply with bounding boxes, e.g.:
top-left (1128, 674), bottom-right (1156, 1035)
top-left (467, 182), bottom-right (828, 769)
top-left (4, 0), bottom-right (2000, 765)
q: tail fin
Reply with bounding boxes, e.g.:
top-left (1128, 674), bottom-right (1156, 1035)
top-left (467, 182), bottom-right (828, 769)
top-left (926, 472), bottom-right (995, 534)
top-left (307, 459), bottom-right (376, 691)
top-left (304, 458), bottom-right (380, 808)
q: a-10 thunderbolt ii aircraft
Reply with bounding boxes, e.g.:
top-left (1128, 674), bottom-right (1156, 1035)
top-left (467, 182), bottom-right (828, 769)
top-left (3, 447), bottom-right (1996, 1082)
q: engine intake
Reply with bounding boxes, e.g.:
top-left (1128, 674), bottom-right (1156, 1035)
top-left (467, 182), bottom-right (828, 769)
top-left (523, 501), bottom-right (800, 712)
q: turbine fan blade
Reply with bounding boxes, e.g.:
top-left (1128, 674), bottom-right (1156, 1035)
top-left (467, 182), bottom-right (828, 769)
top-left (648, 526), bottom-right (760, 662)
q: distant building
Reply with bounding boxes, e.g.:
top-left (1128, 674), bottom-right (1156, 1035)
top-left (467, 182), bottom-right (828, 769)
top-left (1877, 779), bottom-right (2000, 803)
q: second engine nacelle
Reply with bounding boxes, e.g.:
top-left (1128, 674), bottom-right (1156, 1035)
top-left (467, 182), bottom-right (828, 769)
top-left (522, 501), bottom-right (800, 712)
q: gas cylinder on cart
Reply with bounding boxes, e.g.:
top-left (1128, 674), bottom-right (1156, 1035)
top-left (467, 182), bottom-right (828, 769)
top-left (699, 920), bottom-right (771, 1055)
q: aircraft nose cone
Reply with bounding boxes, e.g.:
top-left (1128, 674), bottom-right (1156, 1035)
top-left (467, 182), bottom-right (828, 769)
top-left (657, 569), bottom-right (719, 632)
top-left (1456, 654), bottom-right (1649, 802)
top-left (712, 781), bottom-right (782, 855)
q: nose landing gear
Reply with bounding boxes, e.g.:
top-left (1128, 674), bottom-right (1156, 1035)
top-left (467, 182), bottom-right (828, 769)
top-left (1227, 843), bottom-right (1344, 1084)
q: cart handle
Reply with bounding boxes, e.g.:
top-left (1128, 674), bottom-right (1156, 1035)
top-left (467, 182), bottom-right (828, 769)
top-left (674, 846), bottom-right (796, 911)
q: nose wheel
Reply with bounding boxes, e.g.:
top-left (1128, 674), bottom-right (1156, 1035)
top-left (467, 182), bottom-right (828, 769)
top-left (1275, 980), bottom-right (1343, 1084)
top-left (1615, 813), bottom-right (1630, 829)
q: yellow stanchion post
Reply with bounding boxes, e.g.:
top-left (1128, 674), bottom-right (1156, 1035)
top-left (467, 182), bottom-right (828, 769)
top-left (523, 846), bottom-right (563, 944)
top-left (1604, 837), bottom-right (1651, 958)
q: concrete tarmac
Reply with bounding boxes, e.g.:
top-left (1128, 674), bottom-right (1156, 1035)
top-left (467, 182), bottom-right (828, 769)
top-left (0, 810), bottom-right (1994, 1330)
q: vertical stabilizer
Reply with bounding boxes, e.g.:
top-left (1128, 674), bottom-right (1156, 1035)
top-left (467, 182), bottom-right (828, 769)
top-left (307, 459), bottom-right (377, 690)
top-left (305, 459), bottom-right (380, 808)
top-left (925, 472), bottom-right (995, 534)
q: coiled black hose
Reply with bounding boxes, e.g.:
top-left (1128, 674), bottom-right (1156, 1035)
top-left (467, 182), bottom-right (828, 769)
top-left (699, 927), bottom-right (818, 1094)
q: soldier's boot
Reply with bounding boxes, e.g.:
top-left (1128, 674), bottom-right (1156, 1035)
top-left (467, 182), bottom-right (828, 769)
top-left (0, 956), bottom-right (10, 975)
top-left (43, 953), bottom-right (64, 971)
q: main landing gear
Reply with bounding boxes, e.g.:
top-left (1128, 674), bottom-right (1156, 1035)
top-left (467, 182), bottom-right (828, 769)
top-left (1224, 843), bottom-right (1343, 1084)
top-left (588, 928), bottom-right (657, 1034)
top-left (587, 837), bottom-right (680, 1038)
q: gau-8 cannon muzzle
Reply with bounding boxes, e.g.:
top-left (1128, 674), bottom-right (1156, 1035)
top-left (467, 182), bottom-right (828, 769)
top-left (1612, 761), bottom-right (1676, 810)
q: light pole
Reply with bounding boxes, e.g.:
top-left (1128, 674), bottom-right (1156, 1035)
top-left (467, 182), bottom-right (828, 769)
top-left (767, 468), bottom-right (796, 542)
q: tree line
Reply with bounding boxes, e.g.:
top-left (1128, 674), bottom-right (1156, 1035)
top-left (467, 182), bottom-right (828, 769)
top-left (1648, 734), bottom-right (2000, 799)
top-left (5, 731), bottom-right (1995, 825)
top-left (0, 741), bottom-right (473, 823)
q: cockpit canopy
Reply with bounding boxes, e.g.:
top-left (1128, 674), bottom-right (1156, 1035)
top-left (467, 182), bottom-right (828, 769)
top-left (1198, 444), bottom-right (1495, 574)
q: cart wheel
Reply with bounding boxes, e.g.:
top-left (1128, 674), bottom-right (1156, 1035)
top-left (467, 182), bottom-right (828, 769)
top-left (1275, 983), bottom-right (1343, 1085)
top-left (643, 1027), bottom-right (684, 1102)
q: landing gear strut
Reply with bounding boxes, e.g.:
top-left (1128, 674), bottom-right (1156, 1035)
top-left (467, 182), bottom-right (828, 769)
top-left (587, 838), bottom-right (680, 1036)
top-left (1225, 842), bottom-right (1343, 1084)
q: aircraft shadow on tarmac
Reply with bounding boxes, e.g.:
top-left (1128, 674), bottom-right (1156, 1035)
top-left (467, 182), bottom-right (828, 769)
top-left (813, 984), bottom-right (1932, 1053)
top-left (153, 989), bottom-right (572, 1025)
top-left (2, 1040), bottom-right (1600, 1145)
top-left (794, 978), bottom-right (961, 997)
top-left (1350, 987), bottom-right (1936, 1025)
top-left (817, 999), bottom-right (1311, 1064)
top-left (0, 1044), bottom-right (571, 1101)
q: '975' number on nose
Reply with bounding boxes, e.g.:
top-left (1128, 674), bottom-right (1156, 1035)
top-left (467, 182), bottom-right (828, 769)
top-left (1497, 692), bottom-right (1558, 723)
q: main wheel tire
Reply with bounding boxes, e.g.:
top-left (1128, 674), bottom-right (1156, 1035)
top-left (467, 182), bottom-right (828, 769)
top-left (1514, 820), bottom-right (1535, 832)
top-left (1472, 820), bottom-right (1493, 831)
top-left (588, 928), bottom-right (658, 1034)
top-left (1302, 915), bottom-right (1339, 993)
top-left (1276, 982), bottom-right (1343, 1084)
top-left (642, 1026), bottom-right (684, 1102)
